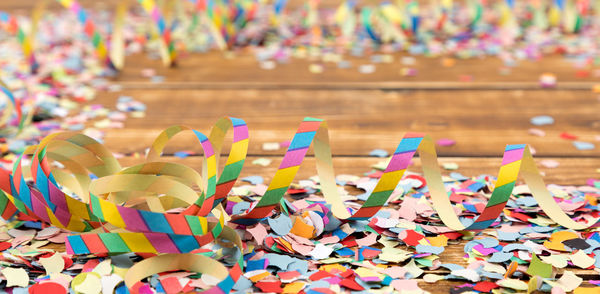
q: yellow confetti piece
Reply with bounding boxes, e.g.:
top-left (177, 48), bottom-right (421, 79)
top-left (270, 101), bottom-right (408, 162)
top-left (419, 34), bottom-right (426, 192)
top-left (544, 271), bottom-right (583, 292)
top-left (543, 231), bottom-right (579, 251)
top-left (570, 250), bottom-right (596, 269)
top-left (39, 253), bottom-right (65, 275)
top-left (426, 235), bottom-right (448, 247)
top-left (319, 263), bottom-right (347, 273)
top-left (283, 282), bottom-right (306, 294)
top-left (423, 273), bottom-right (445, 283)
top-left (379, 247), bottom-right (412, 263)
top-left (92, 260), bottom-right (113, 276)
top-left (72, 272), bottom-right (102, 294)
top-left (1, 267), bottom-right (29, 288)
top-left (355, 267), bottom-right (384, 281)
top-left (573, 287), bottom-right (600, 294)
top-left (498, 278), bottom-right (528, 291)
top-left (247, 271), bottom-right (271, 282)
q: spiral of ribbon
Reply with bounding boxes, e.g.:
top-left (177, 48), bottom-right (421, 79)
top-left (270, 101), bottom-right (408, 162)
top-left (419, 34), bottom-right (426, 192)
top-left (0, 79), bottom-right (24, 131)
top-left (0, 116), bottom-right (597, 292)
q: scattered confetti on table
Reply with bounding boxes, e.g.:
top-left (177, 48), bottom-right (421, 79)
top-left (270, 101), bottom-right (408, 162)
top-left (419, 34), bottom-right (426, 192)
top-left (0, 1), bottom-right (599, 293)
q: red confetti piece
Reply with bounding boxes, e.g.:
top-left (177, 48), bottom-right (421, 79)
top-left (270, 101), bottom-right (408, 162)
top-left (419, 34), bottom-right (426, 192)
top-left (508, 211), bottom-right (531, 222)
top-left (310, 271), bottom-right (335, 281)
top-left (473, 281), bottom-right (499, 292)
top-left (62, 255), bottom-right (73, 270)
top-left (160, 277), bottom-right (183, 294)
top-left (29, 282), bottom-right (67, 294)
top-left (82, 259), bottom-right (100, 272)
top-left (402, 230), bottom-right (425, 246)
top-left (278, 271), bottom-right (301, 281)
top-left (442, 232), bottom-right (464, 240)
top-left (340, 278), bottom-right (364, 291)
top-left (287, 189), bottom-right (307, 194)
top-left (255, 281), bottom-right (283, 293)
top-left (0, 241), bottom-right (11, 251)
top-left (560, 132), bottom-right (578, 140)
top-left (368, 171), bottom-right (384, 179)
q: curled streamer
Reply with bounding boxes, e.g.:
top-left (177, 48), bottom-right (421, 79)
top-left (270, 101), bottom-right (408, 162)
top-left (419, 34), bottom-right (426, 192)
top-left (0, 80), bottom-right (24, 131)
top-left (0, 117), bottom-right (597, 292)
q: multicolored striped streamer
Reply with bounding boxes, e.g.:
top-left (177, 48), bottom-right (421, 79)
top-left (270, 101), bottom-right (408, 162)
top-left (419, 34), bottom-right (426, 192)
top-left (0, 117), bottom-right (247, 292)
top-left (58, 0), bottom-right (115, 69)
top-left (225, 117), bottom-right (600, 230)
top-left (0, 80), bottom-right (24, 131)
top-left (0, 8), bottom-right (42, 74)
top-left (0, 116), bottom-right (598, 291)
top-left (138, 0), bottom-right (177, 67)
top-left (192, 0), bottom-right (227, 50)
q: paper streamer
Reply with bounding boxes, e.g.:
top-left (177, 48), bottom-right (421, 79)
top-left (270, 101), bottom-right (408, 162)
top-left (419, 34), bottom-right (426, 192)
top-left (110, 0), bottom-right (129, 70)
top-left (58, 0), bottom-right (114, 69)
top-left (0, 117), bottom-right (598, 291)
top-left (0, 80), bottom-right (24, 131)
top-left (0, 6), bottom-right (43, 74)
top-left (192, 0), bottom-right (227, 50)
top-left (138, 0), bottom-right (177, 67)
top-left (0, 117), bottom-right (247, 292)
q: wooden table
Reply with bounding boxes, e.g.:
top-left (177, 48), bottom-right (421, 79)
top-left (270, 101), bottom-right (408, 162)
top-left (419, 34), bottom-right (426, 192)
top-left (98, 52), bottom-right (600, 292)
top-left (3, 0), bottom-right (600, 292)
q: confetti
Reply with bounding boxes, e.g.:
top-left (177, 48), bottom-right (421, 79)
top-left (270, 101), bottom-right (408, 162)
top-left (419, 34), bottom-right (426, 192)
top-left (530, 115), bottom-right (554, 126)
top-left (2, 267), bottom-right (29, 287)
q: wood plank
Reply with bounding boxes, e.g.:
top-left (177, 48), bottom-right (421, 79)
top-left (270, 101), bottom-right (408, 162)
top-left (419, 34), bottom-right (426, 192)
top-left (116, 156), bottom-right (600, 187)
top-left (96, 88), bottom-right (600, 157)
top-left (114, 52), bottom-right (600, 84)
top-left (119, 80), bottom-right (600, 91)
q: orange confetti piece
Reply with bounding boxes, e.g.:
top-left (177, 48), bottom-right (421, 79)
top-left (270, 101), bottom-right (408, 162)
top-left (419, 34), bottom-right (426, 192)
top-left (504, 261), bottom-right (518, 279)
top-left (426, 235), bottom-right (449, 247)
top-left (283, 282), bottom-right (306, 293)
top-left (289, 217), bottom-right (315, 239)
top-left (543, 231), bottom-right (579, 252)
top-left (248, 271), bottom-right (271, 282)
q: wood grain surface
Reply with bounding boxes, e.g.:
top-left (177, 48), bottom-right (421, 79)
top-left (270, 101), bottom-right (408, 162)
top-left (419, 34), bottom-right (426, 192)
top-left (2, 0), bottom-right (600, 292)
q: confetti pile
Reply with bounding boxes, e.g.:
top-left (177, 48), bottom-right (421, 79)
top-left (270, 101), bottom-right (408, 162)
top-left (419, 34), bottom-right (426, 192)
top-left (0, 117), bottom-right (598, 293)
top-left (0, 1), bottom-right (599, 294)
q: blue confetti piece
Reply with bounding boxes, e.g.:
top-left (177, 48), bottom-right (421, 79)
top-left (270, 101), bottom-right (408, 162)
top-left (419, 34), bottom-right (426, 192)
top-left (502, 243), bottom-right (531, 252)
top-left (416, 244), bottom-right (444, 255)
top-left (440, 263), bottom-right (464, 271)
top-left (573, 141), bottom-right (595, 150)
top-left (530, 115), bottom-right (554, 126)
top-left (488, 251), bottom-right (513, 263)
top-left (233, 276), bottom-right (253, 291)
top-left (449, 172), bottom-right (469, 181)
top-left (515, 196), bottom-right (537, 207)
top-left (335, 247), bottom-right (355, 257)
top-left (369, 149), bottom-right (389, 157)
top-left (174, 151), bottom-right (190, 158)
top-left (478, 237), bottom-right (500, 248)
top-left (246, 259), bottom-right (267, 271)
top-left (267, 214), bottom-right (292, 236)
top-left (231, 201), bottom-right (251, 215)
top-left (241, 175), bottom-right (264, 185)
top-left (497, 230), bottom-right (521, 241)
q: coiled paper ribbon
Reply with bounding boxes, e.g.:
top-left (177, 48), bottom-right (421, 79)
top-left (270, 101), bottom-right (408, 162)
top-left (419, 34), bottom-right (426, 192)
top-left (0, 80), bottom-right (24, 130)
top-left (0, 117), bottom-right (597, 292)
top-left (59, 0), bottom-right (128, 70)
